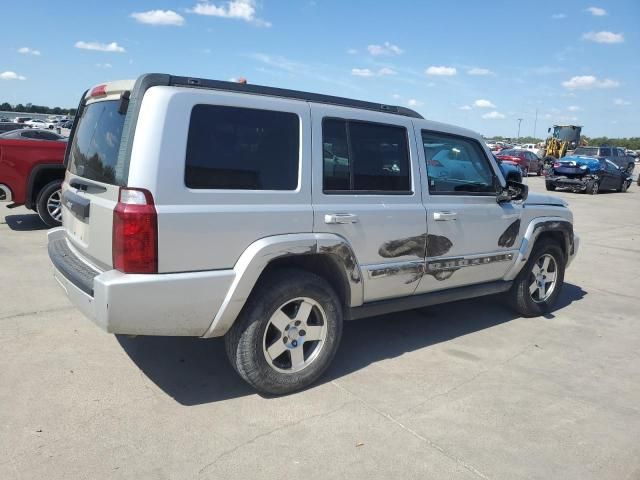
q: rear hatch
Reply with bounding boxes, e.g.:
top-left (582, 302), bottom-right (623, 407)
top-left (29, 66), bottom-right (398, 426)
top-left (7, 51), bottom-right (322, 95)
top-left (62, 81), bottom-right (134, 270)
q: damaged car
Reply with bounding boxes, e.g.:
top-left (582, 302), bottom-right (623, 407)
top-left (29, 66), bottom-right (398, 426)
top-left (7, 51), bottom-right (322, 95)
top-left (546, 156), bottom-right (632, 194)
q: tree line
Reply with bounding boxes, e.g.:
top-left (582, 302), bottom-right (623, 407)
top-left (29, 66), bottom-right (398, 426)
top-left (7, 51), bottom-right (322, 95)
top-left (0, 102), bottom-right (76, 116)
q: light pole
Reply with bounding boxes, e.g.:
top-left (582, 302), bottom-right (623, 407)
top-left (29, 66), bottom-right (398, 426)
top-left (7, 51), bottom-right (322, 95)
top-left (517, 118), bottom-right (523, 141)
top-left (533, 109), bottom-right (538, 140)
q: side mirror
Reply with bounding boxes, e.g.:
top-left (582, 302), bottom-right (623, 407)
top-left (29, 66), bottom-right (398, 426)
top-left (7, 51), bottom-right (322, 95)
top-left (497, 180), bottom-right (528, 203)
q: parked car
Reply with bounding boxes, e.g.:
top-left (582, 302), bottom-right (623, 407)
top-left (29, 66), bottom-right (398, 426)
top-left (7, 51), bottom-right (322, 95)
top-left (59, 120), bottom-right (73, 129)
top-left (571, 146), bottom-right (635, 174)
top-left (13, 116), bottom-right (32, 124)
top-left (496, 148), bottom-right (543, 176)
top-left (546, 156), bottom-right (632, 194)
top-left (0, 129), bottom-right (67, 225)
top-left (24, 118), bottom-right (47, 128)
top-left (48, 74), bottom-right (579, 395)
top-left (495, 156), bottom-right (523, 183)
top-left (0, 117), bottom-right (10, 122)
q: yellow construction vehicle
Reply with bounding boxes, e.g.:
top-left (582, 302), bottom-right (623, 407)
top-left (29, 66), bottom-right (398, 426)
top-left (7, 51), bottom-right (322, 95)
top-left (541, 125), bottom-right (583, 166)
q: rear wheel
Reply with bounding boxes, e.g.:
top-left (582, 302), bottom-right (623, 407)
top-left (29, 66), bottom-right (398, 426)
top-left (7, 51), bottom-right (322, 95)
top-left (508, 240), bottom-right (565, 317)
top-left (585, 179), bottom-right (599, 195)
top-left (620, 179), bottom-right (630, 192)
top-left (36, 180), bottom-right (63, 227)
top-left (545, 182), bottom-right (556, 191)
top-left (225, 269), bottom-right (343, 395)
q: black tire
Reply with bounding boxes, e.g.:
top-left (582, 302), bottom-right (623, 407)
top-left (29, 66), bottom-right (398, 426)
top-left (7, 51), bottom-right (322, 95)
top-left (225, 268), bottom-right (343, 395)
top-left (35, 180), bottom-right (63, 227)
top-left (545, 182), bottom-right (556, 191)
top-left (585, 179), bottom-right (599, 195)
top-left (620, 179), bottom-right (630, 193)
top-left (508, 240), bottom-right (565, 317)
top-left (536, 165), bottom-right (543, 176)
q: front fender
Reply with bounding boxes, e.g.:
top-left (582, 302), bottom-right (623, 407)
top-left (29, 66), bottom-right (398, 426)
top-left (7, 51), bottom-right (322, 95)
top-left (503, 217), bottom-right (575, 281)
top-left (202, 233), bottom-right (363, 338)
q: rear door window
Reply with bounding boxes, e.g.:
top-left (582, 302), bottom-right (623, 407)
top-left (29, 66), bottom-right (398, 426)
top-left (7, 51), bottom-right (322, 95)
top-left (185, 104), bottom-right (299, 190)
top-left (67, 100), bottom-right (126, 185)
top-left (599, 147), bottom-right (612, 157)
top-left (322, 118), bottom-right (411, 193)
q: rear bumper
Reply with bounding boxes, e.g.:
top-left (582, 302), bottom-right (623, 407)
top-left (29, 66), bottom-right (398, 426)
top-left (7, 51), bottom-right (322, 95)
top-left (48, 228), bottom-right (235, 337)
top-left (547, 176), bottom-right (589, 190)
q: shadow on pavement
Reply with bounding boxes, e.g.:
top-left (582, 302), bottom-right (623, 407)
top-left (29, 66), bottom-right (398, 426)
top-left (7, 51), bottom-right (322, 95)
top-left (4, 214), bottom-right (48, 231)
top-left (117, 282), bottom-right (586, 406)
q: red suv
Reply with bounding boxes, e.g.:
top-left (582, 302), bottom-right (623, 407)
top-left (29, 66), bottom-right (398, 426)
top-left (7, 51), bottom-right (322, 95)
top-left (0, 129), bottom-right (67, 226)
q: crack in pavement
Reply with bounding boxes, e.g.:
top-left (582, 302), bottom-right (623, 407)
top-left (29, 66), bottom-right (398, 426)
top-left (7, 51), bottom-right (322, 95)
top-left (330, 380), bottom-right (492, 480)
top-left (197, 402), bottom-right (355, 476)
top-left (0, 306), bottom-right (75, 322)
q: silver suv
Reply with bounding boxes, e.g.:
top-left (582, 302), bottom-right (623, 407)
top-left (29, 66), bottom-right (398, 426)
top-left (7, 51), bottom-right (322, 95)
top-left (48, 74), bottom-right (579, 394)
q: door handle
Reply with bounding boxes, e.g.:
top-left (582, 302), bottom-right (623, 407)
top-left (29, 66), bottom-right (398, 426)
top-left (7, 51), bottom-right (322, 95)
top-left (433, 211), bottom-right (457, 221)
top-left (324, 213), bottom-right (358, 224)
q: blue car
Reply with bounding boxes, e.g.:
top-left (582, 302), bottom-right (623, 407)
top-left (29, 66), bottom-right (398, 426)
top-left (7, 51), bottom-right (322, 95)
top-left (546, 154), bottom-right (632, 194)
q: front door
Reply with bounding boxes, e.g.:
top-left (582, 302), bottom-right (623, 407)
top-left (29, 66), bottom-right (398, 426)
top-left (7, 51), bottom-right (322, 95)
top-left (414, 127), bottom-right (523, 294)
top-left (310, 104), bottom-right (427, 302)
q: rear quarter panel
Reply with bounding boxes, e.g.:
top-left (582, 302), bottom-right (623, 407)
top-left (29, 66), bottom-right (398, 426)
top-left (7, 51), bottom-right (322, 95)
top-left (0, 139), bottom-right (66, 204)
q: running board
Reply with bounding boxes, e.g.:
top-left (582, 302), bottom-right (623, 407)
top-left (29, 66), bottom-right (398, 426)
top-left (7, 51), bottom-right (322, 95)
top-left (347, 281), bottom-right (513, 320)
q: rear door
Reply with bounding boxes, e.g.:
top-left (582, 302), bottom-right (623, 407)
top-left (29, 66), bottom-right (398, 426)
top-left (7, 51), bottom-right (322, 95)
top-left (310, 104), bottom-right (426, 302)
top-left (62, 90), bottom-right (130, 270)
top-left (414, 127), bottom-right (522, 293)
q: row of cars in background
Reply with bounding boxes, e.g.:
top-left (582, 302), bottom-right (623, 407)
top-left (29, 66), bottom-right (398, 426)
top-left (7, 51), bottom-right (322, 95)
top-left (487, 139), bottom-right (638, 195)
top-left (0, 116), bottom-right (73, 130)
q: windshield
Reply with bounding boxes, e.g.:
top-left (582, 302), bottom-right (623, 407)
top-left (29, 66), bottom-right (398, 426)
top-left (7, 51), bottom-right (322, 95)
top-left (67, 100), bottom-right (126, 185)
top-left (574, 147), bottom-right (598, 156)
top-left (553, 126), bottom-right (581, 142)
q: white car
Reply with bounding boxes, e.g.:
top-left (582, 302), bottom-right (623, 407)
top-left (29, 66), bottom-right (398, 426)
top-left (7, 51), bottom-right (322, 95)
top-left (47, 73), bottom-right (579, 394)
top-left (24, 118), bottom-right (47, 128)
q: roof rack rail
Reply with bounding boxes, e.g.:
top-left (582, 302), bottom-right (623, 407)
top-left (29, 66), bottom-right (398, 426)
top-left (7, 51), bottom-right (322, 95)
top-left (163, 74), bottom-right (423, 119)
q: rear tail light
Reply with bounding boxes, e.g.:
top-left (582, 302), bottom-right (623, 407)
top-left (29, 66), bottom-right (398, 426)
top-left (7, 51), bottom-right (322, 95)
top-left (90, 84), bottom-right (107, 97)
top-left (113, 188), bottom-right (158, 274)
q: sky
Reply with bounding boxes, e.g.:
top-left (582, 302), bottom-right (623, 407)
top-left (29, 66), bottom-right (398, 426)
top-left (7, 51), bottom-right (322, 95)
top-left (1, 0), bottom-right (638, 138)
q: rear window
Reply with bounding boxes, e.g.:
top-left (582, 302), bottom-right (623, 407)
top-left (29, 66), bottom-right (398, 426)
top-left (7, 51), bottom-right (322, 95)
top-left (574, 147), bottom-right (597, 156)
top-left (68, 100), bottom-right (125, 185)
top-left (185, 104), bottom-right (299, 190)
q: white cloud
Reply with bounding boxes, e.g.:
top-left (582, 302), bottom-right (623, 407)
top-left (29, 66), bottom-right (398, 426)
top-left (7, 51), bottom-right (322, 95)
top-left (18, 47), bottom-right (41, 56)
top-left (346, 48), bottom-right (358, 55)
top-left (474, 99), bottom-right (496, 108)
top-left (351, 67), bottom-right (396, 77)
top-left (613, 98), bottom-right (631, 106)
top-left (407, 99), bottom-right (423, 107)
top-left (96, 63), bottom-right (112, 69)
top-left (561, 75), bottom-right (619, 89)
top-left (467, 67), bottom-right (494, 76)
top-left (551, 13), bottom-right (567, 19)
top-left (586, 6), bottom-right (606, 16)
top-left (378, 67), bottom-right (397, 76)
top-left (425, 65), bottom-right (457, 76)
top-left (0, 71), bottom-right (26, 80)
top-left (75, 41), bottom-right (125, 52)
top-left (351, 68), bottom-right (374, 77)
top-left (582, 31), bottom-right (624, 43)
top-left (367, 42), bottom-right (403, 56)
top-left (567, 105), bottom-right (581, 111)
top-left (482, 111), bottom-right (505, 119)
top-left (188, 1), bottom-right (271, 27)
top-left (459, 105), bottom-right (472, 111)
top-left (131, 10), bottom-right (185, 26)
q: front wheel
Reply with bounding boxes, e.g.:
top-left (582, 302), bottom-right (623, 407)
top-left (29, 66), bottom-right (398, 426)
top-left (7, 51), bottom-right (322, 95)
top-left (225, 268), bottom-right (343, 395)
top-left (545, 182), bottom-right (556, 191)
top-left (508, 240), bottom-right (565, 317)
top-left (620, 179), bottom-right (630, 192)
top-left (36, 180), bottom-right (63, 227)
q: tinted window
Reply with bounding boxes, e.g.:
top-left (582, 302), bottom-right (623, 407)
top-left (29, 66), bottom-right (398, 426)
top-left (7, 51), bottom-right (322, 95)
top-left (422, 131), bottom-right (496, 194)
top-left (574, 147), bottom-right (597, 156)
top-left (599, 147), bottom-right (611, 157)
top-left (21, 130), bottom-right (39, 139)
top-left (37, 131), bottom-right (63, 141)
top-left (68, 100), bottom-right (125, 185)
top-left (322, 119), bottom-right (411, 193)
top-left (185, 105), bottom-right (299, 190)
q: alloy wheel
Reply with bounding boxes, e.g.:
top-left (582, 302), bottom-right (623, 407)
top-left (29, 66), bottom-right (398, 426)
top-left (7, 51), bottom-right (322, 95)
top-left (262, 297), bottom-right (328, 373)
top-left (529, 254), bottom-right (558, 303)
top-left (47, 189), bottom-right (63, 222)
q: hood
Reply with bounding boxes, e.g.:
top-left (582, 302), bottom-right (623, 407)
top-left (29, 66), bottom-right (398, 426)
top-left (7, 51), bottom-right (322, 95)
top-left (559, 155), bottom-right (601, 170)
top-left (524, 192), bottom-right (568, 207)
